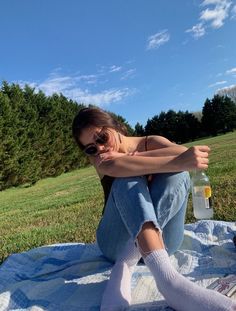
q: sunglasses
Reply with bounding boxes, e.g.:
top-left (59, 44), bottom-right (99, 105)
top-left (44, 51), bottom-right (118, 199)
top-left (83, 129), bottom-right (110, 156)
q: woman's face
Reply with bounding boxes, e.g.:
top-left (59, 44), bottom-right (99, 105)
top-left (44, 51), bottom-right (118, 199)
top-left (79, 126), bottom-right (119, 156)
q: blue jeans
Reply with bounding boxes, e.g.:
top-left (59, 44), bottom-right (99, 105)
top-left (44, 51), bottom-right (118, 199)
top-left (96, 172), bottom-right (191, 262)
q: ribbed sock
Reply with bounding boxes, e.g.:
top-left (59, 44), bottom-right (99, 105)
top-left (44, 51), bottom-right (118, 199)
top-left (100, 239), bottom-right (141, 311)
top-left (144, 249), bottom-right (236, 311)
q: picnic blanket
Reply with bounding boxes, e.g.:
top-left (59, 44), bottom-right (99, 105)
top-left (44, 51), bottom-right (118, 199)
top-left (0, 220), bottom-right (235, 311)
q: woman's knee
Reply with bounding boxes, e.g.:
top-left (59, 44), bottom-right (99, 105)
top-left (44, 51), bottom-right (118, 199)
top-left (111, 176), bottom-right (151, 203)
top-left (149, 172), bottom-right (190, 228)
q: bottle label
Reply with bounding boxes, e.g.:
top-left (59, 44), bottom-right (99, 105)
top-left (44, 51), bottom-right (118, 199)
top-left (204, 186), bottom-right (211, 199)
top-left (193, 186), bottom-right (212, 209)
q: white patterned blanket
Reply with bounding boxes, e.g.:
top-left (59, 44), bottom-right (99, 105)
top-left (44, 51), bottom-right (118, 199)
top-left (0, 220), bottom-right (235, 311)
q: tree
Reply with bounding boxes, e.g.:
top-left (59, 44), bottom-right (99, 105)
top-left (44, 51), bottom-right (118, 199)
top-left (0, 82), bottom-right (87, 189)
top-left (192, 111), bottom-right (202, 122)
top-left (173, 111), bottom-right (201, 143)
top-left (134, 122), bottom-right (145, 136)
top-left (0, 91), bottom-right (19, 188)
top-left (217, 85), bottom-right (236, 103)
top-left (202, 95), bottom-right (236, 136)
top-left (144, 110), bottom-right (202, 143)
top-left (108, 111), bottom-right (134, 136)
top-left (145, 115), bottom-right (159, 136)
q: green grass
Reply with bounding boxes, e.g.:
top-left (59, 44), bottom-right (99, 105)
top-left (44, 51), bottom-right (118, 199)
top-left (0, 166), bottom-right (104, 263)
top-left (0, 131), bottom-right (236, 263)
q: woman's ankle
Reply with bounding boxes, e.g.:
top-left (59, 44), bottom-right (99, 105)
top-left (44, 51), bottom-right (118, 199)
top-left (137, 222), bottom-right (165, 257)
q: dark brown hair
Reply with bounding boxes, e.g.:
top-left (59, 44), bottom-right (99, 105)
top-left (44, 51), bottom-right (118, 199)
top-left (72, 107), bottom-right (128, 149)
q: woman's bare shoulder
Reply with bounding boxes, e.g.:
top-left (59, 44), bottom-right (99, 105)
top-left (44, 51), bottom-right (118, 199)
top-left (125, 135), bottom-right (174, 152)
top-left (146, 135), bottom-right (176, 149)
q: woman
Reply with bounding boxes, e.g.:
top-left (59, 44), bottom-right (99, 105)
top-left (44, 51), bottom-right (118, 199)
top-left (72, 107), bottom-right (235, 311)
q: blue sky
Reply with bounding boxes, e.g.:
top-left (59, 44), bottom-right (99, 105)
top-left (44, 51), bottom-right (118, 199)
top-left (1, 0), bottom-right (236, 127)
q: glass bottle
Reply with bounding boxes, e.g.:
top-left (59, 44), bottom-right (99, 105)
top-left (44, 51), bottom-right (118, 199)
top-left (191, 170), bottom-right (213, 219)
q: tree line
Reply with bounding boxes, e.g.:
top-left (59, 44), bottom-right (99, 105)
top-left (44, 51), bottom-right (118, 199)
top-left (134, 94), bottom-right (236, 142)
top-left (0, 82), bottom-right (84, 190)
top-left (0, 81), bottom-right (236, 190)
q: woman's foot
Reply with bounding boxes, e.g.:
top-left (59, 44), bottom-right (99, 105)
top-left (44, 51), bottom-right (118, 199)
top-left (144, 249), bottom-right (236, 311)
top-left (100, 261), bottom-right (132, 311)
top-left (100, 239), bottom-right (141, 311)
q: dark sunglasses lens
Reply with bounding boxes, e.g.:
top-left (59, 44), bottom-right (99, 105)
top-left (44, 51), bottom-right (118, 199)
top-left (84, 145), bottom-right (98, 155)
top-left (96, 131), bottom-right (109, 145)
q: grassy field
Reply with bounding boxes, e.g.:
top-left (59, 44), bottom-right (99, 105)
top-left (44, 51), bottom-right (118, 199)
top-left (0, 131), bottom-right (235, 263)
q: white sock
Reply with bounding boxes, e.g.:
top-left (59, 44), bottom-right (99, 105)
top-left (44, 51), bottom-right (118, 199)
top-left (144, 249), bottom-right (236, 311)
top-left (100, 239), bottom-right (141, 311)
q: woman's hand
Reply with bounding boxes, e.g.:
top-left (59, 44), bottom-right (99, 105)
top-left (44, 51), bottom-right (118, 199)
top-left (94, 150), bottom-right (127, 166)
top-left (174, 145), bottom-right (210, 171)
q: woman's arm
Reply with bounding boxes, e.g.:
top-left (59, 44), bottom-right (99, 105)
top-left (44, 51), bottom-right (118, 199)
top-left (93, 146), bottom-right (210, 178)
top-left (136, 145), bottom-right (187, 157)
top-left (136, 135), bottom-right (187, 157)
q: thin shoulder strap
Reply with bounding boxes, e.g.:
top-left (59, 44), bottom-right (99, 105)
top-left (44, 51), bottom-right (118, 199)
top-left (145, 136), bottom-right (148, 151)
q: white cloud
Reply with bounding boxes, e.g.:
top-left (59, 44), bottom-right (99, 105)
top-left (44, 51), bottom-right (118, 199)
top-left (186, 23), bottom-right (206, 39)
top-left (200, 0), bottom-right (232, 29)
top-left (39, 76), bottom-right (74, 94)
top-left (121, 69), bottom-right (136, 80)
top-left (95, 64), bottom-right (136, 81)
top-left (186, 0), bottom-right (232, 38)
top-left (17, 71), bottom-right (133, 106)
top-left (65, 87), bottom-right (131, 106)
top-left (76, 74), bottom-right (98, 84)
top-left (226, 67), bottom-right (236, 75)
top-left (202, 0), bottom-right (226, 6)
top-left (109, 65), bottom-right (122, 73)
top-left (147, 30), bottom-right (170, 50)
top-left (18, 81), bottom-right (38, 89)
top-left (208, 80), bottom-right (227, 87)
top-left (231, 4), bottom-right (236, 18)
